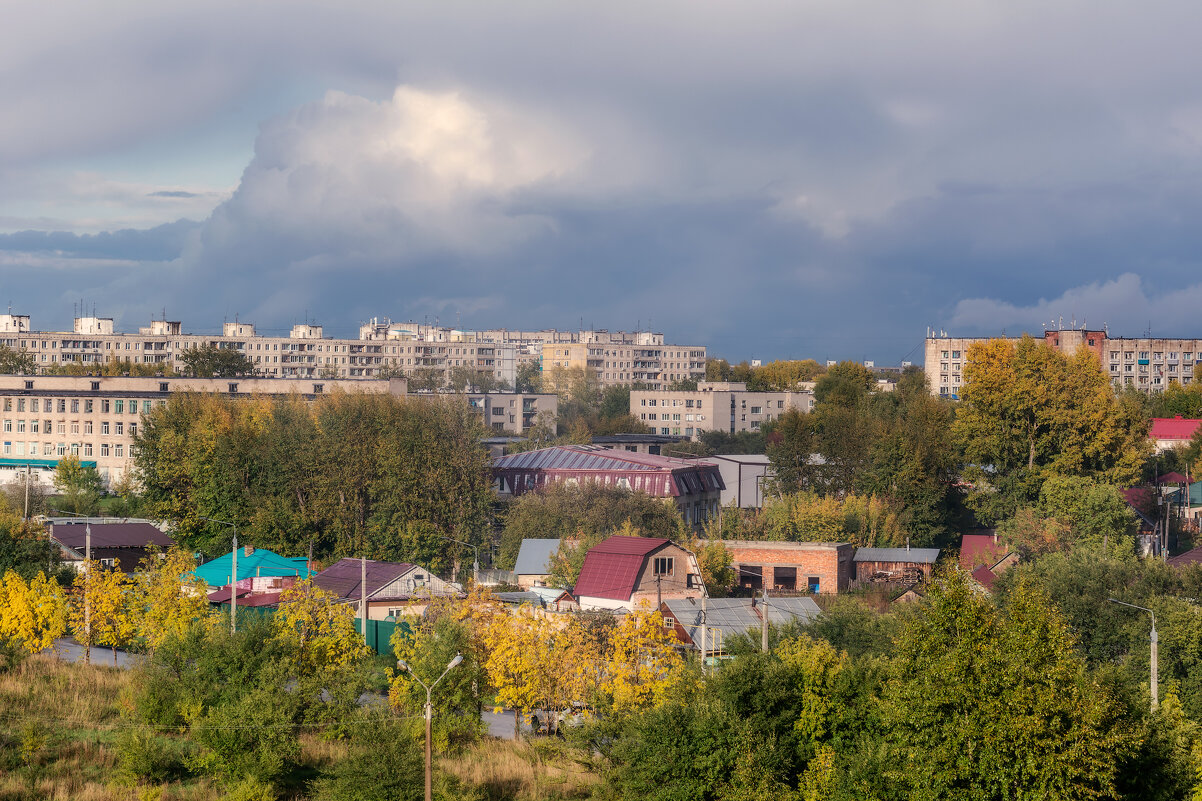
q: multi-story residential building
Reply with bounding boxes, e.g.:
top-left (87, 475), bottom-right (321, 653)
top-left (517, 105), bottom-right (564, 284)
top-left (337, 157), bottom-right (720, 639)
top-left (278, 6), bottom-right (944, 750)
top-left (925, 327), bottom-right (1202, 397)
top-left (629, 381), bottom-right (816, 440)
top-left (0, 312), bottom-right (703, 392)
top-left (0, 374), bottom-right (556, 487)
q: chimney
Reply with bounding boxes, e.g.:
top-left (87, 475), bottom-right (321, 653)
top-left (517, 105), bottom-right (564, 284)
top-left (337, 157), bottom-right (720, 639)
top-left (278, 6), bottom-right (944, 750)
top-left (992, 531), bottom-right (998, 545)
top-left (906, 537), bottom-right (910, 551)
top-left (244, 545), bottom-right (255, 557)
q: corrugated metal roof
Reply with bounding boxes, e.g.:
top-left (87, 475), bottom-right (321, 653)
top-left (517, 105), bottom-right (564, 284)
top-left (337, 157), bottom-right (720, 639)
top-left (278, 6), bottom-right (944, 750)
top-left (959, 534), bottom-right (1009, 571)
top-left (1151, 417), bottom-right (1202, 441)
top-left (492, 445), bottom-right (725, 499)
top-left (51, 522), bottom-right (173, 551)
top-left (662, 596), bottom-right (821, 645)
top-left (193, 549), bottom-right (313, 587)
top-left (513, 539), bottom-right (560, 576)
top-left (574, 536), bottom-right (671, 601)
top-left (854, 547), bottom-right (940, 564)
top-left (313, 558), bottom-right (416, 601)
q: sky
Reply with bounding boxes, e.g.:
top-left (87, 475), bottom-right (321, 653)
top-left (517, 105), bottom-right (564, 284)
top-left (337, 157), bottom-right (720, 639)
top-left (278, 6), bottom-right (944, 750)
top-left (5, 1), bottom-right (1202, 364)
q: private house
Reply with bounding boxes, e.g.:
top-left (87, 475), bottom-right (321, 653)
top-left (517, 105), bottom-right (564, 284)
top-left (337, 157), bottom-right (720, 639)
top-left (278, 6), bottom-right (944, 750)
top-left (491, 445), bottom-right (725, 527)
top-left (960, 533), bottom-right (1018, 592)
top-left (48, 520), bottom-right (174, 573)
top-left (194, 546), bottom-right (313, 603)
top-left (494, 586), bottom-right (577, 613)
top-left (573, 535), bottom-right (705, 612)
top-left (851, 547), bottom-right (940, 585)
top-left (708, 454), bottom-right (772, 509)
top-left (1150, 417), bottom-right (1202, 453)
top-left (312, 558), bottom-right (457, 620)
top-left (512, 538), bottom-right (561, 589)
top-left (721, 540), bottom-right (854, 595)
top-left (661, 595), bottom-right (821, 656)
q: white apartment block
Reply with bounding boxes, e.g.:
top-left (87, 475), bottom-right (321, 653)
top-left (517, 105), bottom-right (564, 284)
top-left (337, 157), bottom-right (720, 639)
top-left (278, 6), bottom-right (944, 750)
top-left (630, 381), bottom-right (816, 440)
top-left (0, 313), bottom-right (702, 392)
top-left (925, 327), bottom-right (1202, 397)
top-left (0, 374), bottom-right (555, 487)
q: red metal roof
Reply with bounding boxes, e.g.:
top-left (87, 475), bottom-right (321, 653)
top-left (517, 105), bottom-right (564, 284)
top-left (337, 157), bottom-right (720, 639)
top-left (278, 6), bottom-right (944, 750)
top-left (50, 522), bottom-right (174, 551)
top-left (1157, 472), bottom-right (1193, 485)
top-left (959, 533), bottom-right (1009, 571)
top-left (1150, 417), bottom-right (1202, 441)
top-left (573, 536), bottom-right (671, 601)
top-left (971, 564), bottom-right (997, 590)
top-left (492, 445), bottom-right (724, 498)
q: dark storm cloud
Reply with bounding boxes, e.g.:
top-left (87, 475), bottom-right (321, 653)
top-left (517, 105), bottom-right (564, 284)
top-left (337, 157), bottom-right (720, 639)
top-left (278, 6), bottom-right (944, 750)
top-left (8, 1), bottom-right (1202, 357)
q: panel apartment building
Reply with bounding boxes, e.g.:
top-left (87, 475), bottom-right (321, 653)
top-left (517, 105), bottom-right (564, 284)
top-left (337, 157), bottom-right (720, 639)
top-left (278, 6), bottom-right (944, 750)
top-left (0, 313), bottom-right (704, 392)
top-left (629, 381), bottom-right (816, 441)
top-left (0, 375), bottom-right (556, 487)
top-left (925, 327), bottom-right (1202, 397)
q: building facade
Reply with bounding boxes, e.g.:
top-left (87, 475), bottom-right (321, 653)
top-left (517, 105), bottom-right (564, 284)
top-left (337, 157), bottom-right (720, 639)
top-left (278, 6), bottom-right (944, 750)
top-left (0, 312), bottom-right (704, 392)
top-left (722, 540), bottom-right (854, 595)
top-left (926, 327), bottom-right (1202, 397)
top-left (0, 374), bottom-right (555, 487)
top-left (629, 382), bottom-right (816, 440)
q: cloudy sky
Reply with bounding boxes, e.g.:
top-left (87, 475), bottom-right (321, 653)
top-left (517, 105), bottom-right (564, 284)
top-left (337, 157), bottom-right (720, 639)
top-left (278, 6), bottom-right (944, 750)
top-left (5, 1), bottom-right (1202, 362)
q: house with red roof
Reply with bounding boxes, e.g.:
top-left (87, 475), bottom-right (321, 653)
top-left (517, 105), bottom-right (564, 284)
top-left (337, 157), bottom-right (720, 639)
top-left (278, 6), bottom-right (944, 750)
top-left (572, 535), bottom-right (704, 611)
top-left (491, 445), bottom-right (725, 527)
top-left (960, 532), bottom-right (1018, 593)
top-left (1150, 416), bottom-right (1202, 453)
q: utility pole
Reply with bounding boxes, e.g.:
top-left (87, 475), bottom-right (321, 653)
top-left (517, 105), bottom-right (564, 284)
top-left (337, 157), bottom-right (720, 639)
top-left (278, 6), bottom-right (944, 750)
top-left (761, 588), bottom-right (769, 653)
top-left (656, 573), bottom-right (662, 608)
top-left (361, 555), bottom-right (369, 648)
top-left (699, 595), bottom-right (707, 672)
top-left (1109, 599), bottom-right (1158, 711)
top-left (23, 464), bottom-right (30, 519)
top-left (230, 532), bottom-right (238, 635)
top-left (84, 522), bottom-right (91, 664)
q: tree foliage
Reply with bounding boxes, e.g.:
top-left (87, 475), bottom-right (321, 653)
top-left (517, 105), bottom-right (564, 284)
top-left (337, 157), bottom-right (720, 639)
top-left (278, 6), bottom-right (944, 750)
top-left (178, 343), bottom-right (255, 377)
top-left (953, 336), bottom-right (1149, 523)
top-left (134, 391), bottom-right (493, 564)
top-left (53, 454), bottom-right (104, 515)
top-left (0, 570), bottom-right (67, 656)
top-left (0, 345), bottom-right (37, 375)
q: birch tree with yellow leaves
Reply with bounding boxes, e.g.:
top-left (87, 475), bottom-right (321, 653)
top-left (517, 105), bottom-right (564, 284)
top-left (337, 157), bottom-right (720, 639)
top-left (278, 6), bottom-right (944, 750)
top-left (271, 579), bottom-right (369, 675)
top-left (604, 601), bottom-right (683, 713)
top-left (0, 571), bottom-right (67, 659)
top-left (68, 562), bottom-right (137, 665)
top-left (130, 547), bottom-right (208, 650)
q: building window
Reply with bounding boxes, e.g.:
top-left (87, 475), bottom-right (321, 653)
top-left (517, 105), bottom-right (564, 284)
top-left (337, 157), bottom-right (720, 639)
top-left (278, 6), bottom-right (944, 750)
top-left (84, 400), bottom-right (93, 413)
top-left (114, 445), bottom-right (124, 457)
top-left (100, 444), bottom-right (110, 457)
top-left (114, 399), bottom-right (123, 413)
top-left (807, 576), bottom-right (821, 593)
top-left (101, 422), bottom-right (110, 435)
top-left (56, 443), bottom-right (66, 456)
top-left (653, 557), bottom-right (674, 576)
top-left (71, 399), bottom-right (79, 413)
top-left (129, 422), bottom-right (137, 437)
top-left (115, 422), bottom-right (123, 435)
top-left (83, 443), bottom-right (92, 457)
top-left (91, 381), bottom-right (100, 391)
top-left (57, 399), bottom-right (65, 413)
top-left (101, 400), bottom-right (110, 413)
top-left (84, 421), bottom-right (93, 434)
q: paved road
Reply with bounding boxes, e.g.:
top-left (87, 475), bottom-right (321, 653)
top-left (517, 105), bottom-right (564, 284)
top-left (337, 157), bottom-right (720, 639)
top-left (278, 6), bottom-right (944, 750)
top-left (46, 638), bottom-right (529, 740)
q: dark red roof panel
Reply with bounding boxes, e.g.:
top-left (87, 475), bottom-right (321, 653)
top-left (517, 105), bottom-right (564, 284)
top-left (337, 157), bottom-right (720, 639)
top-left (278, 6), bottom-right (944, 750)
top-left (51, 522), bottom-right (174, 551)
top-left (573, 536), bottom-right (671, 601)
top-left (313, 558), bottom-right (416, 601)
top-left (971, 565), bottom-right (997, 590)
top-left (960, 534), bottom-right (1009, 571)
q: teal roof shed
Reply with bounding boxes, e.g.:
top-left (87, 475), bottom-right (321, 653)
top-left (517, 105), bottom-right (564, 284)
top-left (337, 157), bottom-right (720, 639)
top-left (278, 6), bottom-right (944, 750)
top-left (193, 548), bottom-right (312, 588)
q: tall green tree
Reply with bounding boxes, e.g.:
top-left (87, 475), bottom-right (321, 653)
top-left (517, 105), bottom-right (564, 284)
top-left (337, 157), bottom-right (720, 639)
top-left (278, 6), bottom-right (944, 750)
top-left (0, 345), bottom-right (37, 375)
top-left (953, 336), bottom-right (1149, 523)
top-left (178, 343), bottom-right (255, 377)
top-left (53, 454), bottom-right (103, 515)
top-left (884, 571), bottom-right (1135, 800)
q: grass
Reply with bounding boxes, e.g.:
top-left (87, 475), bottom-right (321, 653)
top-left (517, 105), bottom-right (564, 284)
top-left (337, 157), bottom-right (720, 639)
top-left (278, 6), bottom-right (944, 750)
top-left (0, 655), bottom-right (603, 801)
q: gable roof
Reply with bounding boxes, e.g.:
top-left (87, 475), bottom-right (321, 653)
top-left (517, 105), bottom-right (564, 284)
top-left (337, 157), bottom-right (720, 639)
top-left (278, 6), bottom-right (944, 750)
top-left (573, 535), bottom-right (671, 601)
top-left (50, 522), bottom-right (173, 553)
top-left (1158, 471), bottom-right (1193, 485)
top-left (854, 547), bottom-right (940, 564)
top-left (312, 558), bottom-right (417, 601)
top-left (971, 564), bottom-right (997, 591)
top-left (513, 539), bottom-right (560, 576)
top-left (1150, 417), bottom-right (1202, 441)
top-left (492, 444), bottom-right (724, 498)
top-left (1168, 546), bottom-right (1202, 568)
top-left (959, 534), bottom-right (1010, 571)
top-left (193, 549), bottom-right (313, 587)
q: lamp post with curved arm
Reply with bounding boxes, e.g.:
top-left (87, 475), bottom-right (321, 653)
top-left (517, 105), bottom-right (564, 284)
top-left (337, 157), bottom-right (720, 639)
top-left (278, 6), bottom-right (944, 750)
top-left (397, 653), bottom-right (463, 801)
top-left (1109, 598), bottom-right (1158, 711)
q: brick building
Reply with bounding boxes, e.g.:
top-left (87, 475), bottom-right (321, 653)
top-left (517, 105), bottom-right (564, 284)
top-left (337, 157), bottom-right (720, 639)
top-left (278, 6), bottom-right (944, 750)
top-left (721, 540), bottom-right (854, 595)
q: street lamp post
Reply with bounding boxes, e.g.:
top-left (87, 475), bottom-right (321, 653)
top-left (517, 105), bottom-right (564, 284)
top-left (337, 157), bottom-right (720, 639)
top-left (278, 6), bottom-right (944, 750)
top-left (202, 517), bottom-right (239, 634)
top-left (441, 536), bottom-right (479, 585)
top-left (1109, 598), bottom-right (1158, 711)
top-left (397, 654), bottom-right (463, 801)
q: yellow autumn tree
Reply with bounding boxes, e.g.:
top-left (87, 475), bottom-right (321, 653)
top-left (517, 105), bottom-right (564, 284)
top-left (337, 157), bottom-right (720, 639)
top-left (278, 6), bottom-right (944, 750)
top-left (0, 571), bottom-right (67, 656)
top-left (130, 547), bottom-right (208, 650)
top-left (271, 579), bottom-right (368, 674)
top-left (604, 600), bottom-right (682, 712)
top-left (68, 562), bottom-right (136, 666)
top-left (483, 607), bottom-right (553, 738)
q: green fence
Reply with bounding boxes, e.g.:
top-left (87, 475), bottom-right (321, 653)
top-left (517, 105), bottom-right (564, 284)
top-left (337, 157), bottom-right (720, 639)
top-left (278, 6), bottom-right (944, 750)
top-left (213, 604), bottom-right (408, 657)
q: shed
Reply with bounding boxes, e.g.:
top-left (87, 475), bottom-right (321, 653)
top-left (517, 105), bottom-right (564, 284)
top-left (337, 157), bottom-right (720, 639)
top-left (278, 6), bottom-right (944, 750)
top-left (852, 547), bottom-right (940, 583)
top-left (512, 538), bottom-right (561, 589)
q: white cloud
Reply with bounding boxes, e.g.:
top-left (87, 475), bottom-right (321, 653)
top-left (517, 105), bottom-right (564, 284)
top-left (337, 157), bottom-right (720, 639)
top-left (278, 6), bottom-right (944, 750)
top-left (949, 273), bottom-right (1202, 336)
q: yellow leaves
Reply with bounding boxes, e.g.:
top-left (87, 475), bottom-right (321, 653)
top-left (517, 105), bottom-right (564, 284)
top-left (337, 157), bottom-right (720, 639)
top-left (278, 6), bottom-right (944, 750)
top-left (68, 561), bottom-right (137, 656)
top-left (0, 570), bottom-right (67, 654)
top-left (131, 547), bottom-right (208, 650)
top-left (607, 601), bottom-right (683, 713)
top-left (271, 579), bottom-right (369, 674)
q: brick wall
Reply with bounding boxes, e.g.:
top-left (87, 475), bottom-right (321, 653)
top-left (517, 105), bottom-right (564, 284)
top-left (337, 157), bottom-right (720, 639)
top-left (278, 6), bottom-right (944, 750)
top-left (721, 541), bottom-right (853, 594)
